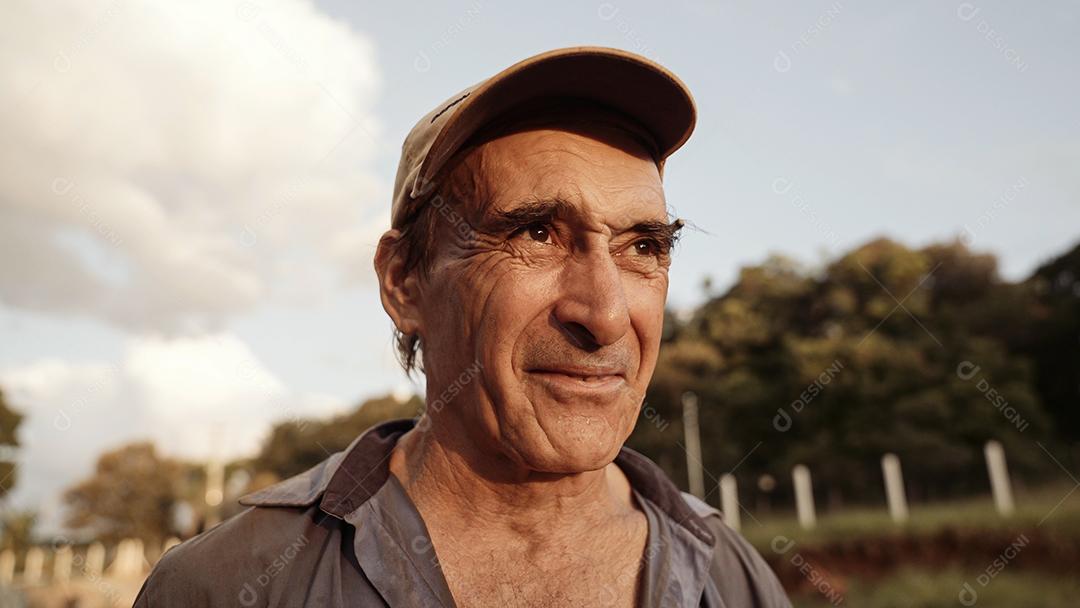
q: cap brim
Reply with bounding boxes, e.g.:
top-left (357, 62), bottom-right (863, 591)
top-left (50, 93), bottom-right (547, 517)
top-left (413, 46), bottom-right (697, 197)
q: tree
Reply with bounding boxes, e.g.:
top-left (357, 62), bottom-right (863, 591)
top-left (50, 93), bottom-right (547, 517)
top-left (0, 510), bottom-right (36, 553)
top-left (1020, 242), bottom-right (1080, 443)
top-left (64, 442), bottom-right (182, 545)
top-left (0, 389), bottom-right (24, 500)
top-left (628, 237), bottom-right (1062, 507)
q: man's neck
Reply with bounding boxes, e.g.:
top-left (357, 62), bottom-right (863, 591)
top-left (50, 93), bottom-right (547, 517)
top-left (388, 415), bottom-right (649, 608)
top-left (388, 416), bottom-right (639, 539)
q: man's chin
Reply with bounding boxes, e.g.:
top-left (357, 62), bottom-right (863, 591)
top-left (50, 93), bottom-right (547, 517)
top-left (515, 420), bottom-right (628, 474)
top-left (519, 452), bottom-right (615, 475)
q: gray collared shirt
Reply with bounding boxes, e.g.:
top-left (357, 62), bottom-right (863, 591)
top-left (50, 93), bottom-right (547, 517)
top-left (134, 419), bottom-right (791, 607)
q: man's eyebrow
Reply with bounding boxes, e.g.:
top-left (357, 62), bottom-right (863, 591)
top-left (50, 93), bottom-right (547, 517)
top-left (622, 218), bottom-right (685, 250)
top-left (480, 198), bottom-right (577, 233)
top-left (480, 197), bottom-right (685, 247)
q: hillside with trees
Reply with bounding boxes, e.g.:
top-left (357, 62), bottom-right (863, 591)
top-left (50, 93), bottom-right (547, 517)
top-left (629, 237), bottom-right (1078, 508)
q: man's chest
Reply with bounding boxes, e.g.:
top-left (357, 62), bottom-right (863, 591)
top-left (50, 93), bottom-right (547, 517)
top-left (439, 545), bottom-right (646, 608)
top-left (432, 516), bottom-right (649, 608)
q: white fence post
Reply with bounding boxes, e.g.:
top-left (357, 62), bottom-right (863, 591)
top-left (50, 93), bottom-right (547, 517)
top-left (108, 539), bottom-right (139, 578)
top-left (53, 545), bottom-right (72, 584)
top-left (985, 440), bottom-right (1015, 516)
top-left (720, 474), bottom-right (740, 532)
top-left (0, 550), bottom-right (14, 585)
top-left (793, 464), bottom-right (817, 530)
top-left (22, 547), bottom-right (43, 585)
top-left (682, 392), bottom-right (705, 499)
top-left (86, 542), bottom-right (105, 578)
top-left (882, 453), bottom-right (909, 523)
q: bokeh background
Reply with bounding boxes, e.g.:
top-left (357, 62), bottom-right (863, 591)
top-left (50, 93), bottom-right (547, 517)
top-left (1, 0), bottom-right (1078, 606)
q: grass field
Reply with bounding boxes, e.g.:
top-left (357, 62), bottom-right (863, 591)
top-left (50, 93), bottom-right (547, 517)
top-left (791, 568), bottom-right (1080, 608)
top-left (742, 484), bottom-right (1080, 549)
top-left (738, 484), bottom-right (1080, 607)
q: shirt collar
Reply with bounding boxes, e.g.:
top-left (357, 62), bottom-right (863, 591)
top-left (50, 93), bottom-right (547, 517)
top-left (240, 417), bottom-right (716, 547)
top-left (241, 418), bottom-right (718, 607)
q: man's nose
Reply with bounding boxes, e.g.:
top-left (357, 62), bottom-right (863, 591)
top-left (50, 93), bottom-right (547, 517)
top-left (552, 251), bottom-right (631, 349)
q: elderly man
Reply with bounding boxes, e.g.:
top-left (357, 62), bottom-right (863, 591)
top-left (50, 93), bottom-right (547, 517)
top-left (134, 47), bottom-right (791, 608)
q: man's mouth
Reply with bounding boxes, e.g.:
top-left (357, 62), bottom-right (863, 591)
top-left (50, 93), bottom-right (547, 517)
top-left (525, 366), bottom-right (627, 391)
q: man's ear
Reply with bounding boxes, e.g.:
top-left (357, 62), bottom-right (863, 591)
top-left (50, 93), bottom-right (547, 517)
top-left (374, 229), bottom-right (422, 336)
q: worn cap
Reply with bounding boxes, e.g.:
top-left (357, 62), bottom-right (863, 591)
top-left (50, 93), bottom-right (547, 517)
top-left (391, 46), bottom-right (697, 228)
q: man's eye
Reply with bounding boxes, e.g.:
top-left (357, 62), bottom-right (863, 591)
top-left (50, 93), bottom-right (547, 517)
top-left (632, 238), bottom-right (663, 256)
top-left (518, 223), bottom-right (552, 244)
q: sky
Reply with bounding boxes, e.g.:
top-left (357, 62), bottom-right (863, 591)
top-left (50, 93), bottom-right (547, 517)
top-left (1, 0), bottom-right (1077, 532)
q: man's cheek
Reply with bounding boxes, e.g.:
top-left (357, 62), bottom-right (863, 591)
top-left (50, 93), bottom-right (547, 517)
top-left (628, 286), bottom-right (666, 341)
top-left (491, 268), bottom-right (562, 317)
top-left (484, 277), bottom-right (561, 374)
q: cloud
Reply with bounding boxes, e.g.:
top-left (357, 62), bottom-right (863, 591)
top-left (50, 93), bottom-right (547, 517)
top-left (0, 332), bottom-right (348, 533)
top-left (0, 0), bottom-right (387, 332)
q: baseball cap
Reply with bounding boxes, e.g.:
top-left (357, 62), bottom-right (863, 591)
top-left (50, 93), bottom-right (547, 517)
top-left (390, 46), bottom-right (697, 228)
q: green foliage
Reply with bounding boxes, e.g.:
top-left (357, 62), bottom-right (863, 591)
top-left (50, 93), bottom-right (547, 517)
top-left (63, 442), bottom-right (182, 545)
top-left (0, 389), bottom-right (23, 500)
top-left (630, 237), bottom-right (1070, 505)
top-left (1021, 242), bottom-right (1080, 442)
top-left (0, 510), bottom-right (37, 552)
top-left (0, 389), bottom-right (23, 446)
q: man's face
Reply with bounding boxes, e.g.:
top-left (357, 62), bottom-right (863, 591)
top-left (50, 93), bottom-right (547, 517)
top-left (415, 124), bottom-right (677, 474)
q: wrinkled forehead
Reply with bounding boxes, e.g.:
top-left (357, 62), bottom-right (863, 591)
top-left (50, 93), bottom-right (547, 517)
top-left (451, 102), bottom-right (669, 227)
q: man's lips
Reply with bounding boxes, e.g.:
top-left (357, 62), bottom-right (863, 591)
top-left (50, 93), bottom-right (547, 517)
top-left (526, 365), bottom-right (624, 379)
top-left (524, 366), bottom-right (627, 391)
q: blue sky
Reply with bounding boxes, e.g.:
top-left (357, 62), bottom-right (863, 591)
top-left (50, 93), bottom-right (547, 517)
top-left (1, 0), bottom-right (1076, 530)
